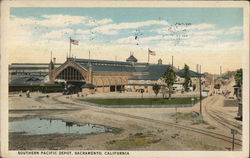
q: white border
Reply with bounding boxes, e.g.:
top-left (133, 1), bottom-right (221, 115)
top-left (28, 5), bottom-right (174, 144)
top-left (1, 1), bottom-right (249, 158)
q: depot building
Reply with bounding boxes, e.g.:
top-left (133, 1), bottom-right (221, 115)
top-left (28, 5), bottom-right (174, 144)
top-left (9, 54), bottom-right (203, 93)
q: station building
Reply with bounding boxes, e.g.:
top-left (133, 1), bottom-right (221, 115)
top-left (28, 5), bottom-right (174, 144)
top-left (9, 54), bottom-right (203, 93)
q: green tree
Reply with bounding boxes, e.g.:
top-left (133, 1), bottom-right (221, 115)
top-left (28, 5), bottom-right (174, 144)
top-left (152, 84), bottom-right (161, 97)
top-left (214, 84), bottom-right (221, 89)
top-left (235, 68), bottom-right (243, 86)
top-left (183, 64), bottom-right (191, 92)
top-left (162, 66), bottom-right (176, 100)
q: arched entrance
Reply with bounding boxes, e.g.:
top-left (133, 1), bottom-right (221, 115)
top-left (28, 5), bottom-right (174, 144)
top-left (55, 66), bottom-right (86, 94)
top-left (56, 66), bottom-right (85, 81)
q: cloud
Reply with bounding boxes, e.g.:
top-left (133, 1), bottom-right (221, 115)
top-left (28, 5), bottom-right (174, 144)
top-left (227, 26), bottom-right (242, 35)
top-left (39, 14), bottom-right (86, 27)
top-left (193, 30), bottom-right (224, 36)
top-left (188, 23), bottom-right (215, 30)
top-left (42, 28), bottom-right (74, 39)
top-left (86, 18), bottom-right (113, 26)
top-left (93, 20), bottom-right (168, 35)
top-left (10, 14), bottom-right (87, 28)
top-left (116, 36), bottom-right (135, 44)
top-left (155, 23), bottom-right (216, 34)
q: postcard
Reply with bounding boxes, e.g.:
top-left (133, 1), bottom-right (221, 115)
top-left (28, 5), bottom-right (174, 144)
top-left (0, 0), bottom-right (249, 158)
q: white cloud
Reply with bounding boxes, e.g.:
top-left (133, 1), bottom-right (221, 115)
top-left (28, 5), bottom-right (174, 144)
top-left (39, 14), bottom-right (86, 27)
top-left (227, 26), bottom-right (242, 35)
top-left (116, 36), bottom-right (135, 44)
top-left (86, 18), bottom-right (113, 26)
top-left (10, 14), bottom-right (87, 28)
top-left (94, 20), bottom-right (168, 35)
top-left (188, 23), bottom-right (215, 30)
top-left (155, 23), bottom-right (216, 34)
top-left (193, 30), bottom-right (224, 36)
top-left (75, 29), bottom-right (90, 35)
top-left (42, 28), bottom-right (74, 39)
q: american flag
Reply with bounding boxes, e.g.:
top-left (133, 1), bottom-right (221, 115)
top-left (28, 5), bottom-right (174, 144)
top-left (148, 49), bottom-right (156, 56)
top-left (70, 39), bottom-right (79, 45)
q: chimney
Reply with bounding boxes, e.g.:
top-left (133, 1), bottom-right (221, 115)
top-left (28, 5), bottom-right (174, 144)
top-left (53, 57), bottom-right (56, 64)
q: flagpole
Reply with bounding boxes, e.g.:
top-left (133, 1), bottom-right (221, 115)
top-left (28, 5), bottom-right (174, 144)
top-left (148, 48), bottom-right (150, 64)
top-left (69, 37), bottom-right (71, 58)
top-left (89, 50), bottom-right (90, 60)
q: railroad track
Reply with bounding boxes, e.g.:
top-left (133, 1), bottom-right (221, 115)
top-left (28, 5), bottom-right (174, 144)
top-left (211, 110), bottom-right (241, 130)
top-left (51, 95), bottom-right (242, 147)
top-left (204, 96), bottom-right (242, 135)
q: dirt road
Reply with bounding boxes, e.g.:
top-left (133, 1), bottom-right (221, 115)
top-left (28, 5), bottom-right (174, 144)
top-left (9, 92), bottom-right (241, 150)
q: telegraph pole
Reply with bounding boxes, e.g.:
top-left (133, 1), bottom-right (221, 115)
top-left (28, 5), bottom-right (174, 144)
top-left (199, 64), bottom-right (202, 115)
top-left (220, 66), bottom-right (222, 76)
top-left (69, 37), bottom-right (72, 58)
top-left (172, 56), bottom-right (173, 67)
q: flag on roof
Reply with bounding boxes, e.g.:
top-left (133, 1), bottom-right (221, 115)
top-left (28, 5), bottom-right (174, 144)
top-left (148, 49), bottom-right (156, 55)
top-left (70, 39), bottom-right (79, 45)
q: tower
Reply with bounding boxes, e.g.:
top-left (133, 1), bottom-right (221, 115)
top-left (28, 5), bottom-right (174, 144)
top-left (49, 51), bottom-right (55, 83)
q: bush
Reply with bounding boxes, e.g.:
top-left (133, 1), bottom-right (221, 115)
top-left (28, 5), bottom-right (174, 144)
top-left (214, 84), bottom-right (221, 89)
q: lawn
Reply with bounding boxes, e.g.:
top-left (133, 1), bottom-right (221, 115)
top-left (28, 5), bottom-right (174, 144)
top-left (78, 97), bottom-right (199, 105)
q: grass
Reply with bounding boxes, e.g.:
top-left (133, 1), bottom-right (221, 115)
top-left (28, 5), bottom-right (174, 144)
top-left (171, 112), bottom-right (200, 121)
top-left (79, 97), bottom-right (198, 105)
top-left (106, 132), bottom-right (160, 150)
top-left (171, 111), bottom-right (208, 125)
top-left (187, 140), bottom-right (220, 150)
top-left (109, 127), bottom-right (123, 134)
top-left (206, 125), bottom-right (216, 129)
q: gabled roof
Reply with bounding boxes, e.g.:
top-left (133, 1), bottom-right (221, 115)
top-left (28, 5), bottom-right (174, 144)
top-left (176, 69), bottom-right (202, 78)
top-left (126, 55), bottom-right (138, 62)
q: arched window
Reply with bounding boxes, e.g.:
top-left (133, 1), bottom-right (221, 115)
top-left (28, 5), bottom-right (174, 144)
top-left (56, 66), bottom-right (84, 81)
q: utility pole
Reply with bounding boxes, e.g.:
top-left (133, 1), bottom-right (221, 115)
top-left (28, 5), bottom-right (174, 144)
top-left (199, 64), bottom-right (202, 115)
top-left (220, 66), bottom-right (222, 76)
top-left (175, 106), bottom-right (178, 123)
top-left (148, 49), bottom-right (150, 64)
top-left (231, 129), bottom-right (237, 151)
top-left (69, 37), bottom-right (72, 58)
top-left (172, 56), bottom-right (173, 67)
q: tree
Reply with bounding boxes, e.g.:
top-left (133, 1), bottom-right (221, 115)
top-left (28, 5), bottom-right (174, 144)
top-left (153, 84), bottom-right (161, 97)
top-left (140, 89), bottom-right (145, 98)
top-left (162, 66), bottom-right (176, 100)
top-left (234, 68), bottom-right (242, 86)
top-left (214, 84), bottom-right (221, 89)
top-left (183, 64), bottom-right (191, 92)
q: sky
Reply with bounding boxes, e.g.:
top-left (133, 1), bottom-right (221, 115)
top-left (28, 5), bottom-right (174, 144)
top-left (8, 7), bottom-right (244, 74)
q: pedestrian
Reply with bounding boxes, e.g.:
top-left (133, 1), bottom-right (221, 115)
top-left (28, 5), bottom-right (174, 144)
top-left (19, 91), bottom-right (22, 97)
top-left (26, 90), bottom-right (30, 98)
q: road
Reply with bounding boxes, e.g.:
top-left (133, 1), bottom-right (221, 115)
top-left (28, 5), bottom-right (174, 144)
top-left (9, 91), bottom-right (241, 150)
